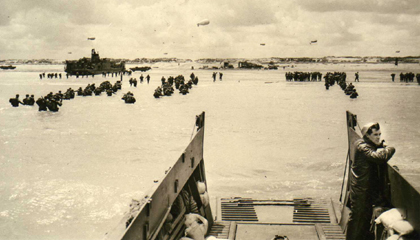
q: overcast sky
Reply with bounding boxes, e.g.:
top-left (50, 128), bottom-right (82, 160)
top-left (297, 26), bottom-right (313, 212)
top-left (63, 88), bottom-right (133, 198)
top-left (0, 0), bottom-right (419, 60)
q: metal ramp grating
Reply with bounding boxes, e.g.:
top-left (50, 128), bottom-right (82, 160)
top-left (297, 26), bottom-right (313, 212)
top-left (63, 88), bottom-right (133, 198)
top-left (293, 198), bottom-right (331, 223)
top-left (207, 221), bottom-right (233, 239)
top-left (319, 223), bottom-right (346, 239)
top-left (221, 198), bottom-right (258, 222)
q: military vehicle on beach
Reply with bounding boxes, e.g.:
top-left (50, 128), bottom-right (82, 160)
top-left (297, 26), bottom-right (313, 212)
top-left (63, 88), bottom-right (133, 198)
top-left (105, 112), bottom-right (419, 240)
top-left (0, 65), bottom-right (16, 70)
top-left (65, 49), bottom-right (126, 76)
top-left (238, 61), bottom-right (263, 69)
top-left (130, 66), bottom-right (152, 72)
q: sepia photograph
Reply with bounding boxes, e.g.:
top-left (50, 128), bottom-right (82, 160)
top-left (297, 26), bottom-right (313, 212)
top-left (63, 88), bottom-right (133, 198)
top-left (0, 0), bottom-right (419, 239)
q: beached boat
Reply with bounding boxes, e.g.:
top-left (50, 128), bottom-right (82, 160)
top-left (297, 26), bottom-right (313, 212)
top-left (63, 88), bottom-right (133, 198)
top-left (237, 61), bottom-right (263, 69)
top-left (0, 65), bottom-right (16, 70)
top-left (130, 66), bottom-right (152, 72)
top-left (105, 111), bottom-right (419, 240)
top-left (65, 49), bottom-right (126, 76)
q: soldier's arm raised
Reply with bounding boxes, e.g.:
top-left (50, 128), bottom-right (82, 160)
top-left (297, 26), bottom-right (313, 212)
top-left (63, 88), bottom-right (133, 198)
top-left (358, 142), bottom-right (396, 164)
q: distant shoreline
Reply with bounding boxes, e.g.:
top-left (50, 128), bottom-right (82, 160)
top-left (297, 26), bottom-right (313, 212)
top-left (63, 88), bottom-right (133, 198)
top-left (1, 55), bottom-right (420, 66)
top-left (1, 62), bottom-right (420, 66)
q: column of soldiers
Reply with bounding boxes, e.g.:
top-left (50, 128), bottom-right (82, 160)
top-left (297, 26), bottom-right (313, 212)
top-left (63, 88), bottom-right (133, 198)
top-left (154, 73), bottom-right (199, 98)
top-left (343, 82), bottom-right (359, 99)
top-left (324, 72), bottom-right (346, 89)
top-left (285, 72), bottom-right (322, 81)
top-left (323, 72), bottom-right (358, 99)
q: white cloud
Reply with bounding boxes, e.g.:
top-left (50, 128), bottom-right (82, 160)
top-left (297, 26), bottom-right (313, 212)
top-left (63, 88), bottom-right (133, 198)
top-left (296, 0), bottom-right (420, 15)
top-left (0, 0), bottom-right (419, 59)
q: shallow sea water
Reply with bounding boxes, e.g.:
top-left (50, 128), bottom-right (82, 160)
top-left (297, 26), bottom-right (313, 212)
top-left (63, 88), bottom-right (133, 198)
top-left (0, 63), bottom-right (419, 239)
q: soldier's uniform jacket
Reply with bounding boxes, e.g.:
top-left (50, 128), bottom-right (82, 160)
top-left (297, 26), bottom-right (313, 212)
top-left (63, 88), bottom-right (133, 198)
top-left (351, 137), bottom-right (396, 191)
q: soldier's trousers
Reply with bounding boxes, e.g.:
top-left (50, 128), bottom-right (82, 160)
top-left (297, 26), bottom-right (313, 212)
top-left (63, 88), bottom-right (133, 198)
top-left (346, 186), bottom-right (374, 240)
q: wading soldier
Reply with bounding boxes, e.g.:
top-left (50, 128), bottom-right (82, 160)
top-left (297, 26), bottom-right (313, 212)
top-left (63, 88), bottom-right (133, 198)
top-left (9, 94), bottom-right (23, 107)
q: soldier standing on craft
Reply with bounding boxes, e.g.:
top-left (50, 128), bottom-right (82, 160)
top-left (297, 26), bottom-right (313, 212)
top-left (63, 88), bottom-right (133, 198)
top-left (346, 122), bottom-right (396, 240)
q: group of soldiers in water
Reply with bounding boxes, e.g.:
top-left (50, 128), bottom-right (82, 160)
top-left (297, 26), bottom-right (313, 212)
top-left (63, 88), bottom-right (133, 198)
top-left (9, 79), bottom-right (125, 111)
top-left (154, 73), bottom-right (199, 98)
top-left (343, 82), bottom-right (359, 98)
top-left (9, 92), bottom-right (63, 111)
top-left (128, 74), bottom-right (151, 87)
top-left (324, 72), bottom-right (347, 88)
top-left (76, 80), bottom-right (136, 104)
top-left (10, 71), bottom-right (202, 109)
top-left (391, 72), bottom-right (420, 83)
top-left (76, 80), bottom-right (122, 97)
top-left (9, 94), bottom-right (35, 107)
top-left (121, 91), bottom-right (136, 103)
top-left (285, 72), bottom-right (323, 81)
top-left (324, 72), bottom-right (358, 98)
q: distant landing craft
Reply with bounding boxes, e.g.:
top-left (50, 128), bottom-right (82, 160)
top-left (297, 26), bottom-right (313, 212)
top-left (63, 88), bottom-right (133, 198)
top-left (87, 37), bottom-right (96, 40)
top-left (260, 43), bottom-right (266, 46)
top-left (68, 52), bottom-right (72, 54)
top-left (396, 51), bottom-right (400, 53)
top-left (164, 53), bottom-right (168, 55)
top-left (197, 19), bottom-right (210, 27)
top-left (310, 40), bottom-right (317, 44)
